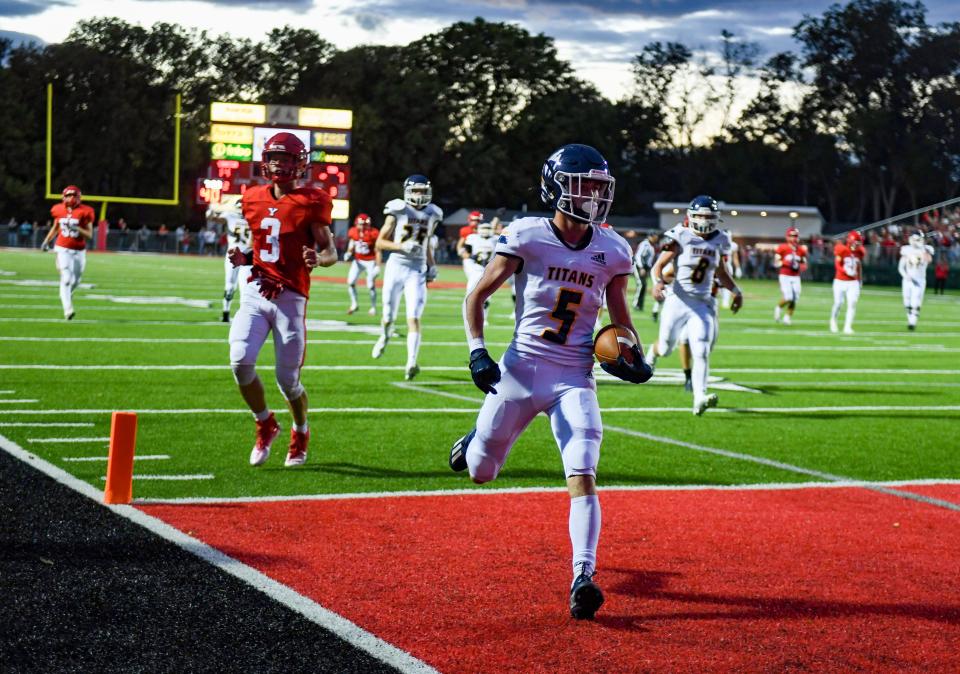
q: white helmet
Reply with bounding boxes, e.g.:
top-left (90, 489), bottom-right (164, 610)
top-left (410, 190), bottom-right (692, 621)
top-left (477, 222), bottom-right (494, 238)
top-left (686, 195), bottom-right (720, 236)
top-left (909, 233), bottom-right (925, 249)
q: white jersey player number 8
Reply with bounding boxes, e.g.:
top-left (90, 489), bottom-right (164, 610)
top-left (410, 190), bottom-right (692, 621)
top-left (259, 218), bottom-right (281, 263)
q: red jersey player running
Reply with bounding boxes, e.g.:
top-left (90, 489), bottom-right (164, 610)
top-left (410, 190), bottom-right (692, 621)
top-left (830, 230), bottom-right (866, 334)
top-left (227, 132), bottom-right (337, 467)
top-left (773, 226), bottom-right (808, 326)
top-left (344, 213), bottom-right (381, 315)
top-left (41, 186), bottom-right (96, 320)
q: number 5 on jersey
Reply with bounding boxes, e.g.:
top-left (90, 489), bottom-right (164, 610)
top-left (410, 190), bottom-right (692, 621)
top-left (542, 288), bottom-right (583, 344)
top-left (259, 218), bottom-right (281, 263)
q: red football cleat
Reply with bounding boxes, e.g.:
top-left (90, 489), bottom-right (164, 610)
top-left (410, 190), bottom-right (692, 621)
top-left (249, 413), bottom-right (280, 466)
top-left (285, 428), bottom-right (310, 467)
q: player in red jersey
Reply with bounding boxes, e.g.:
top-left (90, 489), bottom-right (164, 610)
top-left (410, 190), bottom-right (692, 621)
top-left (40, 186), bottom-right (96, 320)
top-left (830, 230), bottom-right (866, 334)
top-left (227, 132), bottom-right (337, 468)
top-left (344, 213), bottom-right (381, 315)
top-left (773, 226), bottom-right (808, 326)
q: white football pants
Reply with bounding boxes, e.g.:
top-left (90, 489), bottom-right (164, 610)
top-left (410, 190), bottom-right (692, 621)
top-left (656, 294), bottom-right (718, 399)
top-left (55, 246), bottom-right (85, 317)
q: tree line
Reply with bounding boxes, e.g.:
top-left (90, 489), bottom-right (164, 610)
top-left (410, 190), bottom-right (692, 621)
top-left (0, 0), bottom-right (958, 228)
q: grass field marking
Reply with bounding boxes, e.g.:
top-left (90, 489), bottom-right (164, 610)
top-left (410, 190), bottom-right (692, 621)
top-left (3, 405), bottom-right (960, 416)
top-left (713, 368), bottom-right (960, 374)
top-left (738, 380), bottom-right (960, 388)
top-left (99, 474), bottom-right (215, 481)
top-left (0, 389), bottom-right (14, 394)
top-left (27, 436), bottom-right (110, 443)
top-left (0, 278), bottom-right (95, 289)
top-left (0, 432), bottom-right (441, 674)
top-left (393, 381), bottom-right (478, 404)
top-left (0, 422), bottom-right (95, 427)
top-left (743, 328), bottom-right (960, 338)
top-left (63, 454), bottom-right (171, 462)
top-left (133, 478), bottom-right (960, 505)
top-left (0, 399), bottom-right (39, 404)
top-left (604, 424), bottom-right (960, 513)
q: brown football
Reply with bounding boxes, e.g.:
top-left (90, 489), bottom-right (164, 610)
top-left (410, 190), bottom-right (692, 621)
top-left (594, 324), bottom-right (637, 365)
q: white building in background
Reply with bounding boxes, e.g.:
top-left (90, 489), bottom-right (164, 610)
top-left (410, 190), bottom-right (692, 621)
top-left (654, 202), bottom-right (823, 240)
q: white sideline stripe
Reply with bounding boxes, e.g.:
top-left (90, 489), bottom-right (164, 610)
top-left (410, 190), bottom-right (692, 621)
top-left (1, 364), bottom-right (958, 375)
top-left (27, 436), bottom-right (110, 443)
top-left (604, 425), bottom-right (960, 513)
top-left (0, 422), bottom-right (95, 427)
top-left (2, 405), bottom-right (960, 416)
top-left (740, 381), bottom-right (960, 388)
top-left (0, 399), bottom-right (38, 404)
top-left (99, 474), bottom-right (214, 481)
top-left (63, 454), bottom-right (171, 462)
top-left (0, 390), bottom-right (14, 394)
top-left (403, 376), bottom-right (960, 514)
top-left (0, 434), bottom-right (440, 674)
top-left (136, 478), bottom-right (960, 505)
top-left (744, 329), bottom-right (960, 338)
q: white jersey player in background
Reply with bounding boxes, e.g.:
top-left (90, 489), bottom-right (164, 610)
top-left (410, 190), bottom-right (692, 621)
top-left (372, 174), bottom-right (442, 380)
top-left (647, 195), bottom-right (743, 415)
top-left (898, 233), bottom-right (934, 331)
top-left (462, 221), bottom-right (497, 324)
top-left (448, 144), bottom-right (652, 621)
top-left (210, 198), bottom-right (251, 323)
top-left (718, 230), bottom-right (742, 309)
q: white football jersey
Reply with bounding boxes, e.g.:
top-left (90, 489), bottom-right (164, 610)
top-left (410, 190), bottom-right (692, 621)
top-left (634, 239), bottom-right (656, 269)
top-left (224, 213), bottom-right (251, 251)
top-left (899, 244), bottom-right (934, 281)
top-left (662, 224), bottom-right (730, 302)
top-left (464, 232), bottom-right (496, 266)
top-left (495, 217), bottom-right (633, 367)
top-left (384, 198), bottom-right (443, 269)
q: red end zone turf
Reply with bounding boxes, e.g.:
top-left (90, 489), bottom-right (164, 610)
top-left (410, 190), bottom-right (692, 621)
top-left (141, 486), bottom-right (960, 673)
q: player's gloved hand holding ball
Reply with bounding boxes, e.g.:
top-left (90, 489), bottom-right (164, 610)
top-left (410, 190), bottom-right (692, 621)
top-left (600, 345), bottom-right (653, 384)
top-left (425, 265), bottom-right (438, 282)
top-left (469, 348), bottom-right (501, 394)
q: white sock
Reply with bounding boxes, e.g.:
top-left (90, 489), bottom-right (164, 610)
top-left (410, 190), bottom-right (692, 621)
top-left (347, 284), bottom-right (358, 307)
top-left (692, 349), bottom-right (709, 398)
top-left (254, 408), bottom-right (271, 421)
top-left (406, 331), bottom-right (421, 368)
top-left (845, 304), bottom-right (857, 330)
top-left (569, 494), bottom-right (601, 578)
top-left (294, 422), bottom-right (308, 434)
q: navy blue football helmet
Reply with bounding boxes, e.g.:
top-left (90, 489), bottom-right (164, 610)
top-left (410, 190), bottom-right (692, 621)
top-left (540, 144), bottom-right (615, 225)
top-left (403, 174), bottom-right (432, 208)
top-left (686, 195), bottom-right (720, 235)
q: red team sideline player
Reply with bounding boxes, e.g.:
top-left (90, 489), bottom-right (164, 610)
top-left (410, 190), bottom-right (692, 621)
top-left (228, 132), bottom-right (337, 467)
top-left (830, 230), bottom-right (865, 334)
top-left (344, 213), bottom-right (380, 316)
top-left (774, 226), bottom-right (808, 326)
top-left (41, 186), bottom-right (95, 320)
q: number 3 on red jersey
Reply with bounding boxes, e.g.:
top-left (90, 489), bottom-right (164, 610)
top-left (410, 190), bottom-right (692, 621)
top-left (260, 218), bottom-right (281, 263)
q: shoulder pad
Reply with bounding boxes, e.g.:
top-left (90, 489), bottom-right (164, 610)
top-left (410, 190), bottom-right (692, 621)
top-left (384, 198), bottom-right (407, 215)
top-left (428, 204), bottom-right (444, 219)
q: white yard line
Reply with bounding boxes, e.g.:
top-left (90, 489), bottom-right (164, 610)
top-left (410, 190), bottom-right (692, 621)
top-left (2, 405), bottom-right (959, 416)
top-left (739, 381), bottom-right (960, 388)
top-left (63, 454), bottom-right (171, 462)
top-left (0, 422), bottom-right (95, 427)
top-left (0, 390), bottom-right (14, 394)
top-left (137, 478), bottom-right (960, 505)
top-left (0, 399), bottom-right (38, 404)
top-left (402, 378), bottom-right (960, 513)
top-left (99, 474), bottom-right (214, 481)
top-left (603, 425), bottom-right (960, 513)
top-left (27, 436), bottom-right (110, 443)
top-left (0, 432), bottom-right (440, 674)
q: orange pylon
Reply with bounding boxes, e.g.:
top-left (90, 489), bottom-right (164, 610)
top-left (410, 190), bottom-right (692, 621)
top-left (104, 412), bottom-right (138, 504)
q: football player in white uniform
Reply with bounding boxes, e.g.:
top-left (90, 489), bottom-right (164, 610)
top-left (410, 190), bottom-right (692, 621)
top-left (647, 195), bottom-right (743, 415)
top-left (462, 221), bottom-right (496, 324)
top-left (214, 198), bottom-right (252, 323)
top-left (898, 233), bottom-right (934, 331)
top-left (448, 144), bottom-right (652, 621)
top-left (372, 174), bottom-right (442, 380)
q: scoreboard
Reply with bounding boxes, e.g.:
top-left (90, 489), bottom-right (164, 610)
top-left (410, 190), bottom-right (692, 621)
top-left (197, 101), bottom-right (353, 220)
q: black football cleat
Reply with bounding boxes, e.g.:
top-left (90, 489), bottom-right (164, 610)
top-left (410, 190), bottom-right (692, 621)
top-left (570, 568), bottom-right (605, 620)
top-left (449, 429), bottom-right (475, 472)
top-left (222, 310), bottom-right (230, 323)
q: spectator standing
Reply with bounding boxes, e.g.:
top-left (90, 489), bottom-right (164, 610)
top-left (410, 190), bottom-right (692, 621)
top-left (18, 220), bottom-right (33, 246)
top-left (7, 219), bottom-right (19, 246)
top-left (117, 218), bottom-right (129, 250)
top-left (934, 259), bottom-right (949, 294)
top-left (158, 224), bottom-right (170, 252)
top-left (175, 225), bottom-right (186, 253)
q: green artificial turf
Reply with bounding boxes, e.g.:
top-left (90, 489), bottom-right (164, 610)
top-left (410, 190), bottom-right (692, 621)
top-left (1, 249), bottom-right (958, 499)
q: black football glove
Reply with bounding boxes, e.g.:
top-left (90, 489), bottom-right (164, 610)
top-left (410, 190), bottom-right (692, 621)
top-left (600, 344), bottom-right (653, 384)
top-left (469, 348), bottom-right (501, 394)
